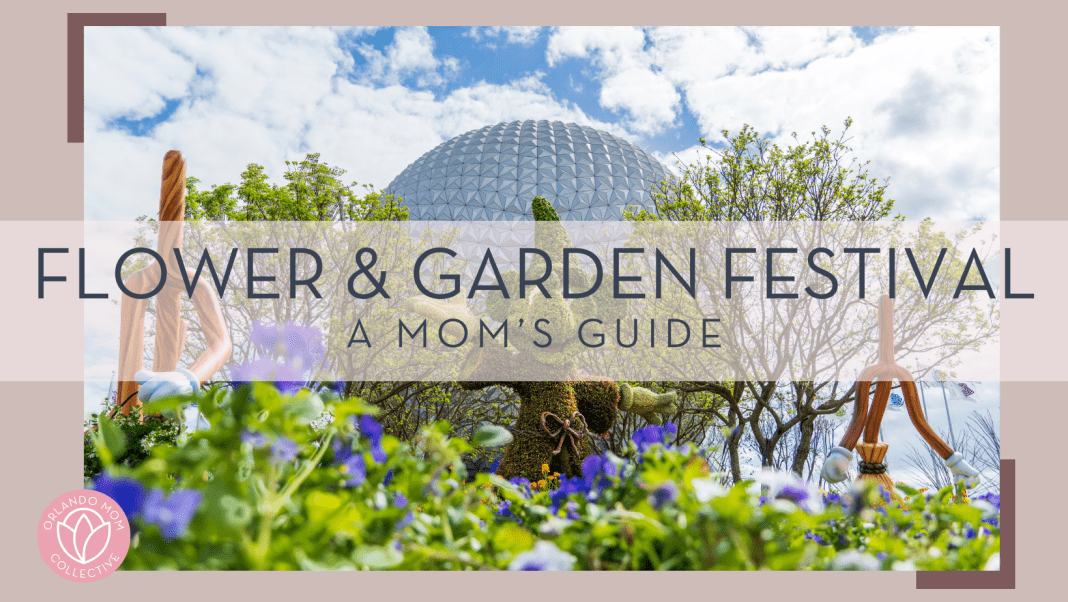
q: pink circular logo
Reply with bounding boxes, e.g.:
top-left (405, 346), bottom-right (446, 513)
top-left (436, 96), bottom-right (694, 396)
top-left (37, 489), bottom-right (131, 582)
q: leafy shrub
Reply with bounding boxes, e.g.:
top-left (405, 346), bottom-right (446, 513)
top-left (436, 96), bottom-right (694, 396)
top-left (84, 401), bottom-right (181, 481)
top-left (87, 383), bottom-right (999, 571)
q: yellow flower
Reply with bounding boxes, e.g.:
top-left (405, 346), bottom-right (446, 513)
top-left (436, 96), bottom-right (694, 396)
top-left (542, 464), bottom-right (550, 474)
top-left (538, 480), bottom-right (547, 488)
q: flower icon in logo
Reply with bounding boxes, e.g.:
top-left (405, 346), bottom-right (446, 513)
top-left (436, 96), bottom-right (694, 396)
top-left (56, 508), bottom-right (111, 565)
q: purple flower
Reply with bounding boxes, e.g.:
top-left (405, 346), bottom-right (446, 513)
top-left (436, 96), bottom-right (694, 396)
top-left (549, 473), bottom-right (599, 515)
top-left (90, 472), bottom-right (145, 519)
top-left (778, 485), bottom-right (811, 505)
top-left (240, 430), bottom-right (269, 449)
top-left (332, 438), bottom-right (366, 487)
top-left (357, 415), bottom-right (387, 463)
top-left (973, 492), bottom-right (1001, 512)
top-left (370, 445), bottom-right (387, 464)
top-left (250, 321), bottom-right (281, 355)
top-left (278, 322), bottom-right (325, 370)
top-left (142, 489), bottom-right (202, 541)
top-left (581, 454), bottom-right (603, 483)
top-left (649, 481), bottom-right (679, 510)
top-left (340, 455), bottom-right (366, 487)
top-left (509, 476), bottom-right (533, 497)
top-left (271, 436), bottom-right (298, 463)
top-left (234, 321), bottom-right (327, 392)
top-left (230, 358), bottom-right (305, 390)
top-left (632, 422), bottom-right (677, 452)
top-left (251, 321), bottom-right (325, 370)
top-left (274, 379), bottom-right (307, 395)
top-left (393, 492), bottom-right (409, 508)
top-left (581, 453), bottom-right (618, 491)
top-left (878, 485), bottom-right (892, 503)
top-left (755, 469), bottom-right (824, 513)
top-left (396, 512), bottom-right (414, 530)
top-left (804, 531), bottom-right (826, 545)
top-left (823, 492), bottom-right (846, 509)
top-left (383, 468), bottom-right (395, 486)
top-left (497, 500), bottom-right (514, 518)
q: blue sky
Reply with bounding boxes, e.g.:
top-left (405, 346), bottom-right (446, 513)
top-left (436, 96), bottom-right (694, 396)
top-left (84, 26), bottom-right (999, 223)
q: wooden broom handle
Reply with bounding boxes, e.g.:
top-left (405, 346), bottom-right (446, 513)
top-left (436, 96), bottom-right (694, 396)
top-left (154, 151), bottom-right (186, 373)
top-left (877, 294), bottom-right (894, 365)
top-left (117, 151), bottom-right (232, 414)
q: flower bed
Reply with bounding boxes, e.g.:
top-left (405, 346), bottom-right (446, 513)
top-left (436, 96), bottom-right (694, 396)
top-left (87, 384), bottom-right (999, 571)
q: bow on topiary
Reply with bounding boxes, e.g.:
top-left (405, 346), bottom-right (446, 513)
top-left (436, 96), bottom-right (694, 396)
top-left (540, 411), bottom-right (588, 456)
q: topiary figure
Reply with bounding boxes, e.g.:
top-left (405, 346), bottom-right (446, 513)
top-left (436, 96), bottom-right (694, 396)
top-left (404, 197), bottom-right (677, 481)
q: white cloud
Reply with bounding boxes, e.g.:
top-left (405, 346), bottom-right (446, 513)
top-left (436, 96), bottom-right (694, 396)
top-left (357, 26), bottom-right (459, 88)
top-left (549, 26), bottom-right (999, 220)
top-left (84, 26), bottom-right (626, 222)
top-left (84, 26), bottom-right (197, 121)
top-left (466, 26), bottom-right (541, 47)
top-left (548, 26), bottom-right (680, 135)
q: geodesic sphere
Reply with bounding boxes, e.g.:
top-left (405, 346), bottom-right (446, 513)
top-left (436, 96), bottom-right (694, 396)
top-left (385, 120), bottom-right (672, 221)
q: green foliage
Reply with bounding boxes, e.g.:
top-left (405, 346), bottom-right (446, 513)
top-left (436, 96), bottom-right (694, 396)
top-left (531, 195), bottom-right (560, 222)
top-left (84, 401), bottom-right (181, 481)
top-left (185, 153), bottom-right (408, 222)
top-left (626, 118), bottom-right (897, 222)
top-left (94, 386), bottom-right (998, 571)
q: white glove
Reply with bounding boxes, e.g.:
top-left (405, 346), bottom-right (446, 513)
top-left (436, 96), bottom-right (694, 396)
top-left (821, 446), bottom-right (853, 483)
top-left (135, 368), bottom-right (199, 401)
top-left (945, 452), bottom-right (980, 489)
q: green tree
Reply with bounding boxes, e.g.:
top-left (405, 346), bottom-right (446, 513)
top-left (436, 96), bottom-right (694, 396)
top-left (184, 153), bottom-right (407, 222)
top-left (628, 117), bottom-right (897, 222)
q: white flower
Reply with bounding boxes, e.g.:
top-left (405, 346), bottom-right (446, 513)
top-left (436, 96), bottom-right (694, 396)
top-left (538, 516), bottom-right (572, 536)
top-left (691, 478), bottom-right (727, 503)
top-left (508, 541), bottom-right (576, 571)
top-left (892, 560), bottom-right (916, 571)
top-left (984, 553), bottom-right (1000, 571)
top-left (830, 550), bottom-right (880, 571)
